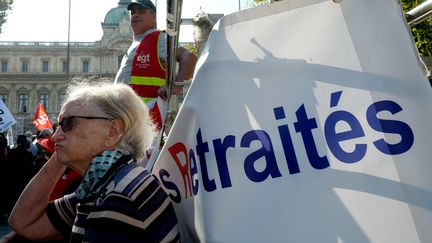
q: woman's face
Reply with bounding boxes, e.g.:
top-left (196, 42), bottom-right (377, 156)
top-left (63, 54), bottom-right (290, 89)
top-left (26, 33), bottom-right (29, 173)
top-left (51, 100), bottom-right (112, 175)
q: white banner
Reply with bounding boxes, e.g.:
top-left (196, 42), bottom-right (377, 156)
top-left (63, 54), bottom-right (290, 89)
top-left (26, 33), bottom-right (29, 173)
top-left (7, 127), bottom-right (14, 148)
top-left (153, 0), bottom-right (432, 242)
top-left (0, 99), bottom-right (16, 133)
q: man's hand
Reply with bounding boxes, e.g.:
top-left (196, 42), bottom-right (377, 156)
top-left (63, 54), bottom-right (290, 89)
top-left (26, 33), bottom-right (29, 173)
top-left (157, 87), bottom-right (169, 101)
top-left (158, 85), bottom-right (183, 101)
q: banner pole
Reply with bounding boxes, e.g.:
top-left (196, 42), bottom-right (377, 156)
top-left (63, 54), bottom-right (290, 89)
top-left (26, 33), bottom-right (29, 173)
top-left (166, 0), bottom-right (183, 100)
top-left (406, 0), bottom-right (432, 27)
top-left (146, 0), bottom-right (183, 171)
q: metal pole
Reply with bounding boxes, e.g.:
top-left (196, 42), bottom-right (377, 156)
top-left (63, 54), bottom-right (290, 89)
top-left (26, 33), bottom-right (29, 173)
top-left (166, 0), bottom-right (183, 100)
top-left (406, 0), bottom-right (432, 27)
top-left (145, 0), bottom-right (182, 171)
top-left (66, 0), bottom-right (71, 80)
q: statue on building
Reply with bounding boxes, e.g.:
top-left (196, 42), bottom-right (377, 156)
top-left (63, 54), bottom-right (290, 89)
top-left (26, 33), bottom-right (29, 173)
top-left (193, 10), bottom-right (216, 56)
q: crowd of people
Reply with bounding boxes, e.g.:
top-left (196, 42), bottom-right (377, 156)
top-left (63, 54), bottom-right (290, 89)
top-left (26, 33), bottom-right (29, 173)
top-left (0, 128), bottom-right (57, 223)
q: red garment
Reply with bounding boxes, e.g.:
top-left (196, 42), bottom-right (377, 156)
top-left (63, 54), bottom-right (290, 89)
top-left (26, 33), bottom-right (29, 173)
top-left (129, 30), bottom-right (166, 103)
top-left (129, 30), bottom-right (167, 130)
top-left (37, 137), bottom-right (55, 154)
top-left (49, 169), bottom-right (82, 201)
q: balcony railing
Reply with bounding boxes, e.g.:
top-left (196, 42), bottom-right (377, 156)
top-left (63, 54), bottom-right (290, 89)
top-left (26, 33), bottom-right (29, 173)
top-left (0, 41), bottom-right (97, 48)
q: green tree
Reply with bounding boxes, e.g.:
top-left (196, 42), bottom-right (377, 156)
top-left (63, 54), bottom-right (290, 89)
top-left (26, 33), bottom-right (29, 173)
top-left (252, 0), bottom-right (432, 56)
top-left (402, 0), bottom-right (432, 56)
top-left (183, 43), bottom-right (198, 56)
top-left (0, 0), bottom-right (13, 33)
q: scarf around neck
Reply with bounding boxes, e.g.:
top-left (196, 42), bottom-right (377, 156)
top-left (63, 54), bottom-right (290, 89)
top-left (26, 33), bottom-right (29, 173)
top-left (75, 149), bottom-right (129, 200)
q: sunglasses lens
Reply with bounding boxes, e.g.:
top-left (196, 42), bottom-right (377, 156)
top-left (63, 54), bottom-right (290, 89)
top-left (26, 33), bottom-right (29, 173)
top-left (60, 117), bottom-right (73, 132)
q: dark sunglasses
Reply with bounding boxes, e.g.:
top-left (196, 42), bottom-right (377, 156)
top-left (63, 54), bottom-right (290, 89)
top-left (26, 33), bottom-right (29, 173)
top-left (59, 116), bottom-right (111, 133)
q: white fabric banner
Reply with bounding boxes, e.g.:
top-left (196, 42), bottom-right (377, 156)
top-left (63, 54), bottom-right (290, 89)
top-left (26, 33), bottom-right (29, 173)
top-left (153, 0), bottom-right (432, 242)
top-left (0, 99), bottom-right (16, 133)
top-left (6, 127), bottom-right (14, 148)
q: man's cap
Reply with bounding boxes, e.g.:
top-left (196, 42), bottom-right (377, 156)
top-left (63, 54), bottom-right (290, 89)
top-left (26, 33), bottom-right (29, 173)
top-left (127, 0), bottom-right (156, 12)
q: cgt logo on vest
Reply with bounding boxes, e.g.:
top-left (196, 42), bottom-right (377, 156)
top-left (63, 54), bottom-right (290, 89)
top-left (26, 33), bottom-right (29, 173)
top-left (136, 52), bottom-right (150, 64)
top-left (158, 91), bottom-right (415, 203)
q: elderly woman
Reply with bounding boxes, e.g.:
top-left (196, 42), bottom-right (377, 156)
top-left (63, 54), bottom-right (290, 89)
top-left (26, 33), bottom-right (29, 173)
top-left (7, 82), bottom-right (180, 242)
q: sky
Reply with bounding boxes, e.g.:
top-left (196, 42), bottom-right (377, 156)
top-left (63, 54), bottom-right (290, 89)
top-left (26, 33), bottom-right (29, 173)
top-left (0, 0), bottom-right (245, 43)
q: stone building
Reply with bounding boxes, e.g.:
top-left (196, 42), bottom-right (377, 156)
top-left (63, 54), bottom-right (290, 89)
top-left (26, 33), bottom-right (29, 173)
top-left (0, 0), bottom-right (133, 134)
top-left (0, 0), bottom-right (202, 135)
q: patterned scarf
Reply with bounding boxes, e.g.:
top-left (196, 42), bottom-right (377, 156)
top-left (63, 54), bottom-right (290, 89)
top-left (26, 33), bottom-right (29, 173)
top-left (75, 149), bottom-right (127, 200)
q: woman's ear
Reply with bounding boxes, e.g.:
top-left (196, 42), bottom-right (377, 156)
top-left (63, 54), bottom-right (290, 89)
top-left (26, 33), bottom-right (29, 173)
top-left (105, 119), bottom-right (124, 149)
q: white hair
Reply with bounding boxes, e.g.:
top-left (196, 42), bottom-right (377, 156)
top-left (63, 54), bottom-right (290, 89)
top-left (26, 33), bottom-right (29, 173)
top-left (62, 80), bottom-right (156, 161)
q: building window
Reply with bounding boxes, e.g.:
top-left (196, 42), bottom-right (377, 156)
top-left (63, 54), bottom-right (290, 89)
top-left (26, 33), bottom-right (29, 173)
top-left (42, 60), bottom-right (49, 73)
top-left (58, 91), bottom-right (65, 110)
top-left (22, 61), bottom-right (29, 73)
top-left (39, 93), bottom-right (49, 110)
top-left (18, 93), bottom-right (29, 112)
top-left (82, 60), bottom-right (89, 73)
top-left (62, 61), bottom-right (68, 73)
top-left (1, 61), bottom-right (8, 73)
top-left (0, 94), bottom-right (7, 105)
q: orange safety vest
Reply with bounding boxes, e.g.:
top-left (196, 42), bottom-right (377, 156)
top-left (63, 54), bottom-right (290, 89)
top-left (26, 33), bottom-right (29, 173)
top-left (129, 31), bottom-right (166, 103)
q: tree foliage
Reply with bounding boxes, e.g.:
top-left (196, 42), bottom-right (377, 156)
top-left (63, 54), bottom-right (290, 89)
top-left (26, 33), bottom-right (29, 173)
top-left (0, 0), bottom-right (13, 33)
top-left (183, 43), bottom-right (198, 56)
top-left (252, 0), bottom-right (432, 56)
top-left (401, 0), bottom-right (432, 56)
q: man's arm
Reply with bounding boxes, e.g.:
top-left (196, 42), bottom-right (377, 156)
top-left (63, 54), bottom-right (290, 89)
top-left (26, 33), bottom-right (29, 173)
top-left (158, 46), bottom-right (197, 100)
top-left (175, 46), bottom-right (197, 82)
top-left (8, 154), bottom-right (66, 241)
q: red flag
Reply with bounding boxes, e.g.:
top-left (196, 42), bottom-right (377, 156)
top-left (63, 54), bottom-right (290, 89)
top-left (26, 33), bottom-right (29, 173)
top-left (33, 103), bottom-right (52, 131)
top-left (149, 101), bottom-right (163, 131)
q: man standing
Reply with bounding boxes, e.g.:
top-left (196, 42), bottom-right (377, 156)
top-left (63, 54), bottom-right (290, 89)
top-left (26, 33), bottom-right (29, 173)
top-left (115, 0), bottom-right (197, 106)
top-left (115, 0), bottom-right (197, 166)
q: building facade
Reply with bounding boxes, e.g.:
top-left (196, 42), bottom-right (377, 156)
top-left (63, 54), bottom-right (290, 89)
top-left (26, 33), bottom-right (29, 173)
top-left (0, 0), bottom-right (135, 134)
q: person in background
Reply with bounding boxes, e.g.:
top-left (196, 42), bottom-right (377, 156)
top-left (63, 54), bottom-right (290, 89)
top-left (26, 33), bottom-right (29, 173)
top-left (116, 0), bottom-right (197, 166)
top-left (0, 132), bottom-right (9, 222)
top-left (32, 128), bottom-right (54, 174)
top-left (4, 135), bottom-right (33, 219)
top-left (115, 0), bottom-right (197, 123)
top-left (6, 81), bottom-right (180, 242)
top-left (24, 131), bottom-right (38, 158)
top-left (1, 127), bottom-right (81, 243)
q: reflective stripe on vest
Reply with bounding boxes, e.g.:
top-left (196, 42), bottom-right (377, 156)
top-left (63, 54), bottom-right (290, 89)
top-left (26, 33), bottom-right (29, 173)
top-left (130, 31), bottom-right (166, 103)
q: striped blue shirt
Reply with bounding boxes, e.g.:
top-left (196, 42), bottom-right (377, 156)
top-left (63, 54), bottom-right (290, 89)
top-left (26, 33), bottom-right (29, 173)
top-left (46, 159), bottom-right (180, 243)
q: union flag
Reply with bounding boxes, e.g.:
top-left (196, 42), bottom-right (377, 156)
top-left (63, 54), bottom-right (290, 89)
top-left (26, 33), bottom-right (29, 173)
top-left (33, 103), bottom-right (52, 131)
